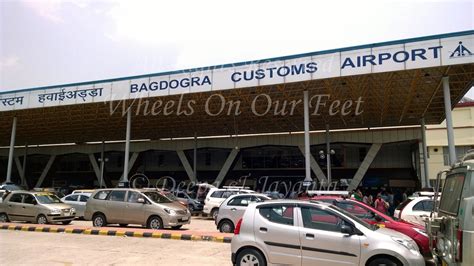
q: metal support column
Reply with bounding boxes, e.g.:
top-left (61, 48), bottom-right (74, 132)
top-left (6, 116), bottom-right (17, 183)
top-left (193, 133), bottom-right (197, 181)
top-left (123, 110), bottom-right (132, 182)
top-left (420, 118), bottom-right (430, 187)
top-left (326, 124), bottom-right (331, 190)
top-left (442, 76), bottom-right (456, 165)
top-left (100, 140), bottom-right (105, 188)
top-left (22, 144), bottom-right (28, 187)
top-left (303, 91), bottom-right (311, 182)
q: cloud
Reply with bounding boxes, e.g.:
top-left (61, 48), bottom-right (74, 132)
top-left (20, 0), bottom-right (94, 23)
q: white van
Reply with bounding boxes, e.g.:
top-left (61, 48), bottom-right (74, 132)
top-left (427, 151), bottom-right (474, 266)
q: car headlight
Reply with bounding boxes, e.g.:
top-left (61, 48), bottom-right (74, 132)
top-left (50, 209), bottom-right (61, 214)
top-left (70, 208), bottom-right (76, 213)
top-left (413, 227), bottom-right (428, 237)
top-left (164, 208), bottom-right (177, 215)
top-left (392, 236), bottom-right (419, 255)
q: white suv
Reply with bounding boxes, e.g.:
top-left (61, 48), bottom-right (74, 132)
top-left (203, 187), bottom-right (254, 220)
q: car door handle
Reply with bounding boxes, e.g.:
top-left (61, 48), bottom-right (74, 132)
top-left (22, 206), bottom-right (26, 209)
top-left (306, 233), bottom-right (315, 239)
top-left (231, 208), bottom-right (237, 211)
top-left (259, 227), bottom-right (267, 232)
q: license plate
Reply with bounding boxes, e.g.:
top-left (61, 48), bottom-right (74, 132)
top-left (181, 217), bottom-right (189, 222)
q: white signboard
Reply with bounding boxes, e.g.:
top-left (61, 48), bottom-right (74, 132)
top-left (0, 31), bottom-right (473, 112)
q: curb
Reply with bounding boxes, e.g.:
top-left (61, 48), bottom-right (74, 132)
top-left (0, 224), bottom-right (232, 243)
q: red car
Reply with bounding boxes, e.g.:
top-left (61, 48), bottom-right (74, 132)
top-left (311, 196), bottom-right (430, 256)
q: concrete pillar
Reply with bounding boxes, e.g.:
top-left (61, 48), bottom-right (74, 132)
top-left (442, 76), bottom-right (456, 165)
top-left (194, 133), bottom-right (197, 181)
top-left (303, 91), bottom-right (311, 182)
top-left (22, 144), bottom-right (28, 187)
top-left (6, 116), bottom-right (17, 183)
top-left (123, 111), bottom-right (132, 182)
top-left (420, 118), bottom-right (430, 187)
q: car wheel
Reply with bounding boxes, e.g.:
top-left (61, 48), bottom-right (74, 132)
top-left (119, 224), bottom-right (128, 227)
top-left (62, 220), bottom-right (72, 225)
top-left (147, 216), bottom-right (163, 230)
top-left (0, 213), bottom-right (9, 223)
top-left (236, 248), bottom-right (266, 266)
top-left (36, 214), bottom-right (48, 224)
top-left (92, 214), bottom-right (107, 227)
top-left (171, 225), bottom-right (182, 230)
top-left (188, 204), bottom-right (195, 212)
top-left (368, 257), bottom-right (402, 266)
top-left (211, 209), bottom-right (219, 220)
top-left (219, 220), bottom-right (234, 233)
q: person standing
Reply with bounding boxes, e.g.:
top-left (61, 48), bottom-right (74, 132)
top-left (375, 194), bottom-right (389, 214)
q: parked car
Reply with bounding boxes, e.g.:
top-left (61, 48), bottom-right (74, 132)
top-left (0, 191), bottom-right (75, 224)
top-left (72, 189), bottom-right (95, 194)
top-left (203, 186), bottom-right (254, 220)
top-left (0, 182), bottom-right (25, 191)
top-left (61, 192), bottom-right (92, 218)
top-left (216, 193), bottom-right (270, 233)
top-left (84, 188), bottom-right (191, 229)
top-left (231, 200), bottom-right (424, 266)
top-left (0, 190), bottom-right (6, 203)
top-left (172, 190), bottom-right (203, 212)
top-left (312, 196), bottom-right (431, 257)
top-left (394, 196), bottom-right (436, 226)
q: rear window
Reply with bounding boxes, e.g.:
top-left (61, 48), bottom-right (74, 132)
top-left (413, 200), bottom-right (434, 212)
top-left (210, 191), bottom-right (224, 198)
top-left (395, 199), bottom-right (413, 211)
top-left (439, 173), bottom-right (466, 215)
top-left (94, 190), bottom-right (111, 200)
top-left (109, 191), bottom-right (126, 202)
top-left (65, 195), bottom-right (79, 201)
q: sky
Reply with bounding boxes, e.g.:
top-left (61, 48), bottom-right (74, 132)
top-left (0, 0), bottom-right (473, 97)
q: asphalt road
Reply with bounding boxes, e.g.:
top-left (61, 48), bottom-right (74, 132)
top-left (0, 230), bottom-right (232, 265)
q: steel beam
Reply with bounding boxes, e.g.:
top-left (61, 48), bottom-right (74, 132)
top-left (6, 117), bottom-right (17, 183)
top-left (303, 91), bottom-right (311, 182)
top-left (35, 155), bottom-right (56, 188)
top-left (123, 110), bottom-right (132, 181)
top-left (347, 143), bottom-right (382, 191)
top-left (177, 150), bottom-right (198, 183)
top-left (214, 148), bottom-right (239, 187)
top-left (420, 119), bottom-right (430, 187)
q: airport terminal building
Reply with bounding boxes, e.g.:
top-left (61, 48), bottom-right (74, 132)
top-left (1, 31), bottom-right (473, 192)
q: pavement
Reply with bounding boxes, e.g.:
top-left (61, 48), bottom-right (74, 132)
top-left (0, 230), bottom-right (232, 265)
top-left (0, 216), bottom-right (233, 243)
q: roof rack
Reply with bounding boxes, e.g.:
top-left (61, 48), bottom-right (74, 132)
top-left (307, 190), bottom-right (350, 196)
top-left (222, 186), bottom-right (251, 190)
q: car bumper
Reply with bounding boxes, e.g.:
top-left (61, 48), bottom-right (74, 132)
top-left (231, 252), bottom-right (236, 264)
top-left (203, 206), bottom-right (211, 214)
top-left (46, 214), bottom-right (76, 222)
top-left (164, 215), bottom-right (192, 226)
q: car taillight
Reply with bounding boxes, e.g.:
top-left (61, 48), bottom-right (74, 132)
top-left (234, 218), bottom-right (242, 235)
top-left (456, 228), bottom-right (463, 262)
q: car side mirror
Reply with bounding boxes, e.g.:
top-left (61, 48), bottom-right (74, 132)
top-left (341, 225), bottom-right (354, 235)
top-left (374, 215), bottom-right (382, 222)
top-left (137, 198), bottom-right (145, 204)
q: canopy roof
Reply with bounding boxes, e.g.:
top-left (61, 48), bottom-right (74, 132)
top-left (0, 31), bottom-right (473, 146)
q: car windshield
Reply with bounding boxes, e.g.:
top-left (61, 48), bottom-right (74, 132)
top-left (35, 194), bottom-right (62, 204)
top-left (144, 192), bottom-right (172, 204)
top-left (439, 172), bottom-right (466, 215)
top-left (163, 192), bottom-right (178, 201)
top-left (328, 205), bottom-right (378, 231)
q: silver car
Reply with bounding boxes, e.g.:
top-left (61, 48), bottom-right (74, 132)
top-left (61, 192), bottom-right (91, 218)
top-left (216, 193), bottom-right (270, 233)
top-left (231, 200), bottom-right (425, 266)
top-left (84, 188), bottom-right (191, 229)
top-left (0, 191), bottom-right (75, 224)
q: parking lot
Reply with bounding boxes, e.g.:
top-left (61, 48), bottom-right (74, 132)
top-left (0, 229), bottom-right (231, 265)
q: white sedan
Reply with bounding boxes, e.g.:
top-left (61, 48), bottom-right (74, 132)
top-left (394, 196), bottom-right (435, 226)
top-left (61, 192), bottom-right (91, 218)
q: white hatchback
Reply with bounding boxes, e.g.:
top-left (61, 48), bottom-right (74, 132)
top-left (203, 187), bottom-right (254, 220)
top-left (394, 196), bottom-right (435, 226)
top-left (61, 192), bottom-right (92, 218)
